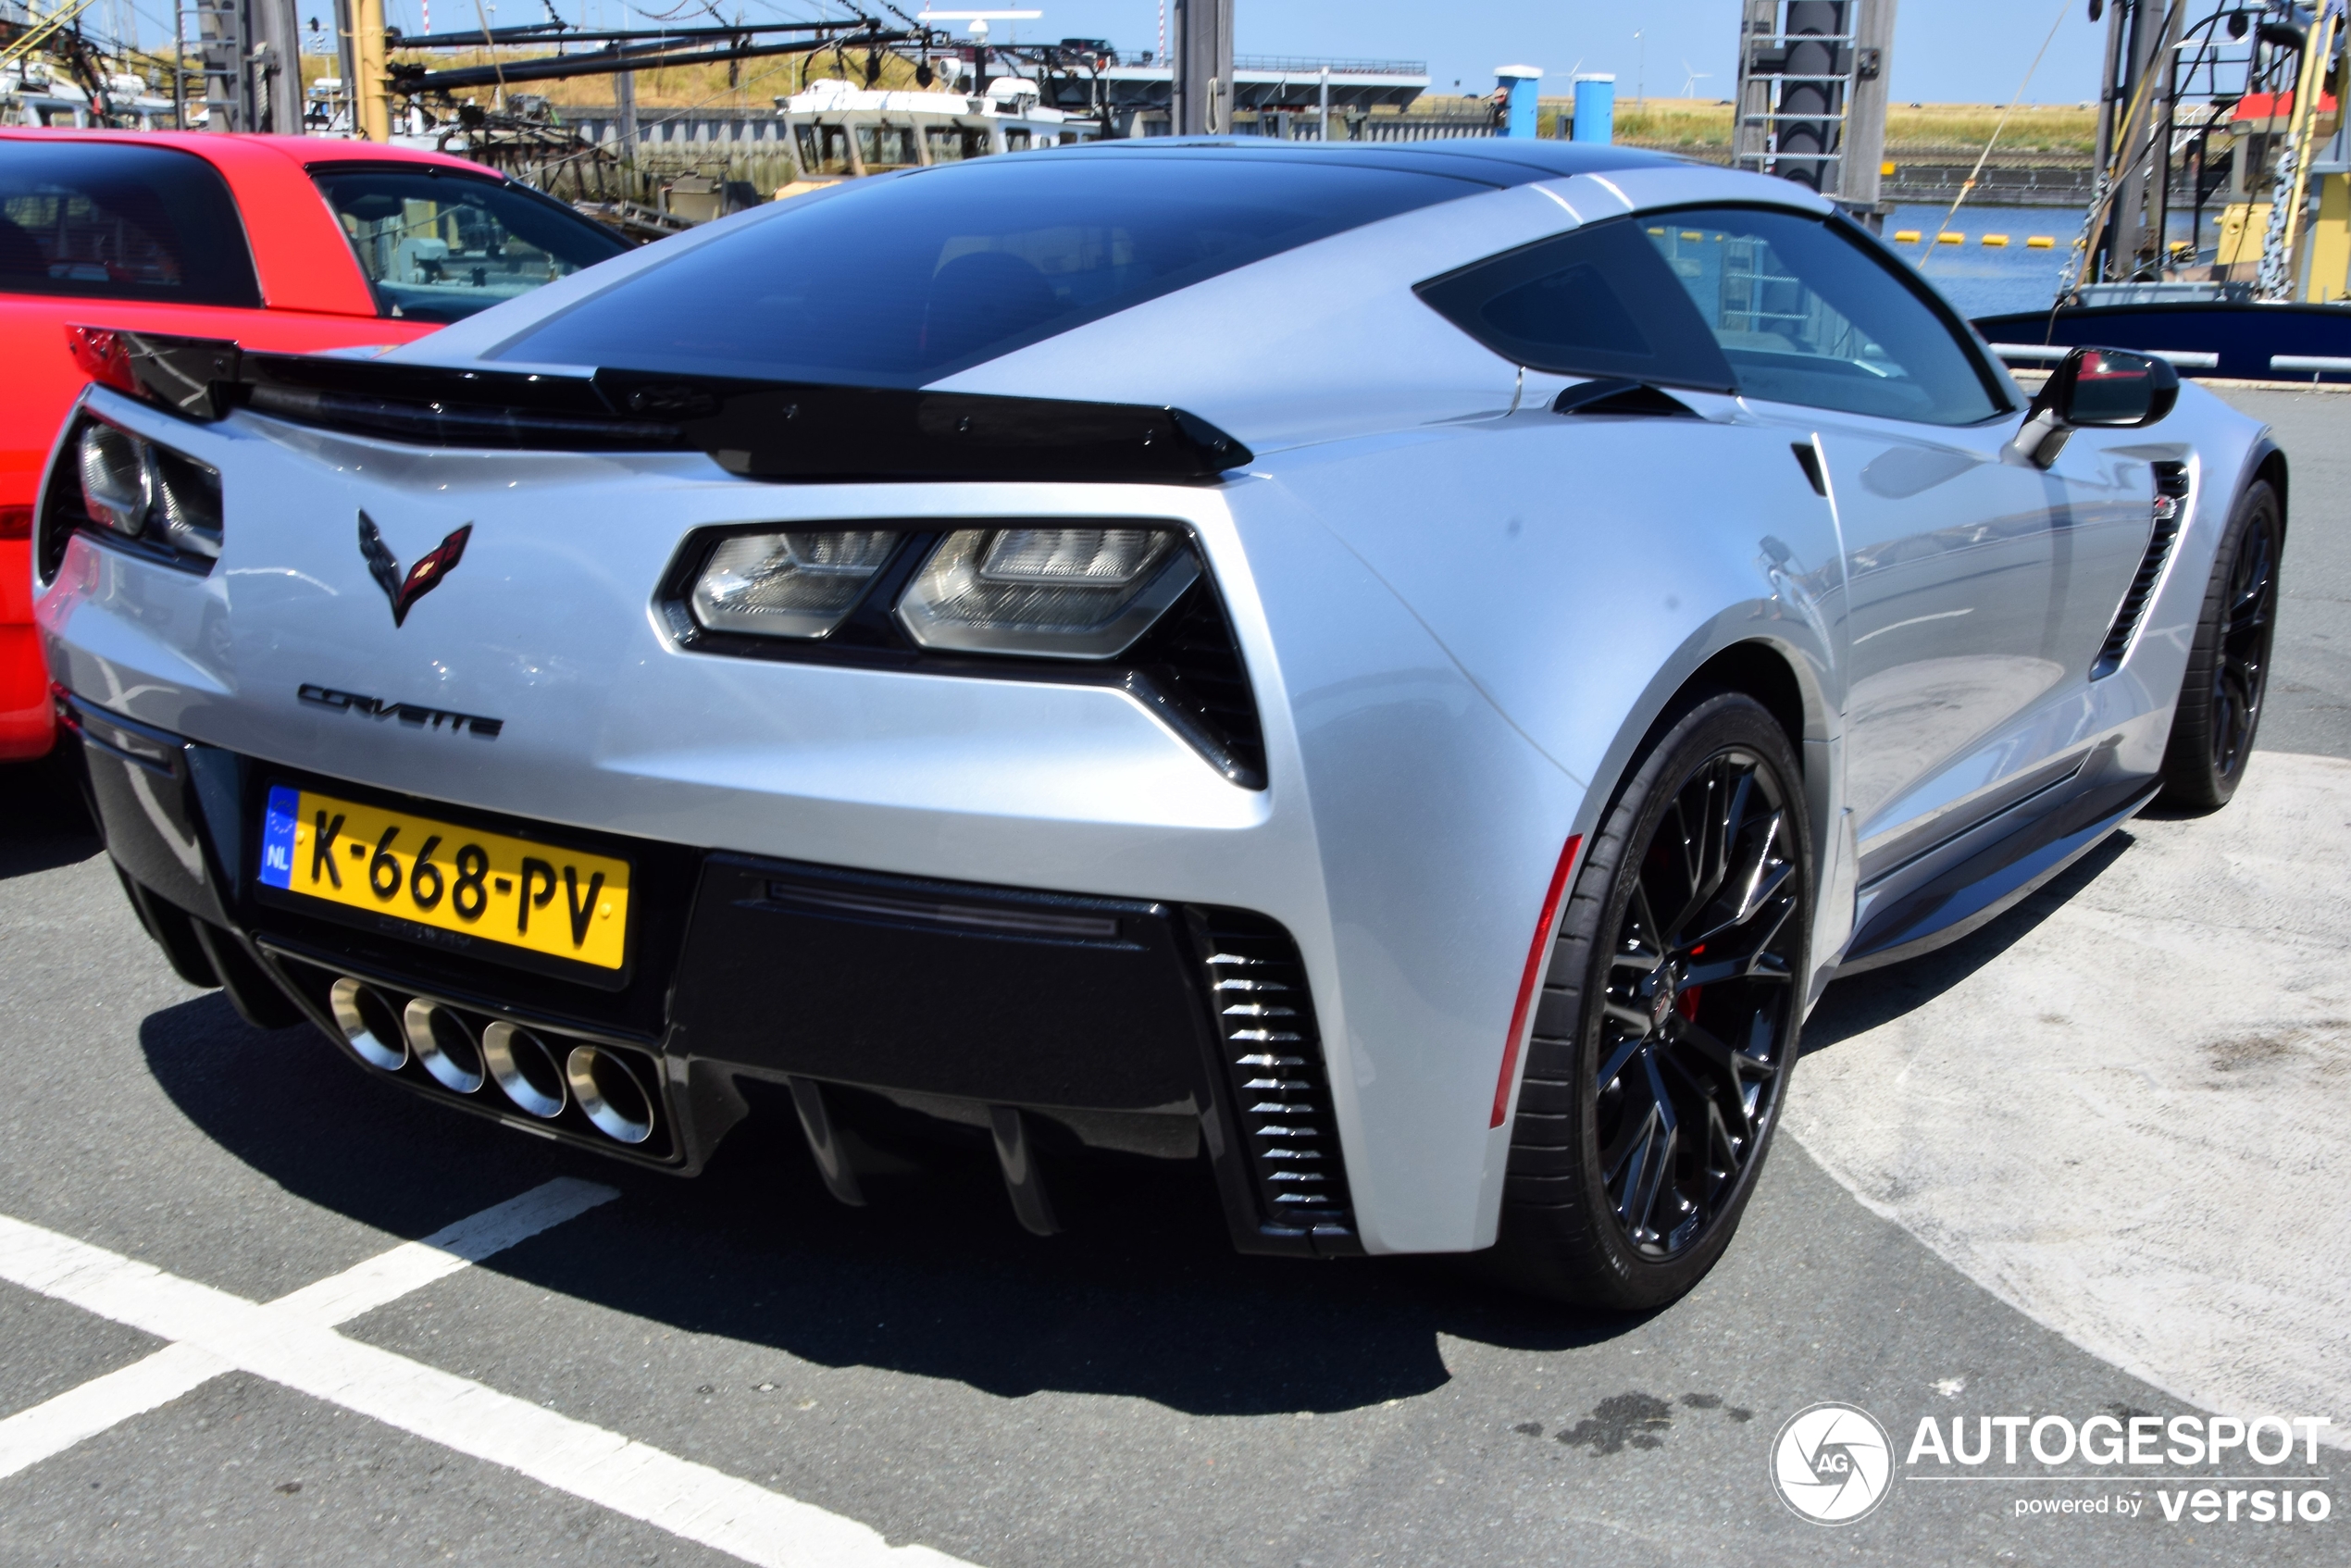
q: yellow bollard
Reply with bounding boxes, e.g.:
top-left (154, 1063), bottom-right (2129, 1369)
top-left (1982, 234), bottom-right (2009, 246)
top-left (1893, 229), bottom-right (1922, 243)
top-left (2026, 235), bottom-right (2055, 248)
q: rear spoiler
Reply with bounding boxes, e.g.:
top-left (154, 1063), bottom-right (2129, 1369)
top-left (66, 327), bottom-right (1253, 485)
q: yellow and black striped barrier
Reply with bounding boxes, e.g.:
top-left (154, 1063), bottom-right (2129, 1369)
top-left (1891, 230), bottom-right (2059, 248)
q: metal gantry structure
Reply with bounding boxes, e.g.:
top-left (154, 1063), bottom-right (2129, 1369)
top-left (65, 0), bottom-right (937, 139)
top-left (1732, 0), bottom-right (1897, 223)
top-left (1167, 0), bottom-right (1231, 134)
top-left (180, 0), bottom-right (305, 132)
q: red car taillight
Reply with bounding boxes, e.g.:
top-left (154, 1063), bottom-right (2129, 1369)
top-left (65, 326), bottom-right (138, 396)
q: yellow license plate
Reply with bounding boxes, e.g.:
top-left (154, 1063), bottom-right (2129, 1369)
top-left (258, 786), bottom-right (630, 969)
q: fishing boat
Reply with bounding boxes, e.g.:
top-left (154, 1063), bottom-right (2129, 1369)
top-left (1972, 0), bottom-right (2351, 384)
top-left (770, 70), bottom-right (1102, 197)
top-left (3, 60), bottom-right (175, 129)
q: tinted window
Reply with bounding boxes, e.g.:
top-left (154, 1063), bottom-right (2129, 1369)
top-left (1415, 218), bottom-right (1735, 390)
top-left (0, 143), bottom-right (260, 307)
top-left (496, 156), bottom-right (1478, 385)
top-left (1646, 207), bottom-right (2001, 425)
top-left (313, 168), bottom-right (628, 324)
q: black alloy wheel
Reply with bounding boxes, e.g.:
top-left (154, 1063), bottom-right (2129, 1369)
top-left (2161, 479), bottom-right (2282, 811)
top-left (1491, 692), bottom-right (1810, 1310)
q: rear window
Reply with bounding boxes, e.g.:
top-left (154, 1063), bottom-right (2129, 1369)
top-left (1645, 207), bottom-right (2002, 426)
top-left (0, 142), bottom-right (261, 307)
top-left (494, 154), bottom-right (1480, 386)
top-left (1415, 218), bottom-right (1736, 392)
top-left (312, 167), bottom-right (629, 325)
top-left (1417, 207), bottom-right (2002, 425)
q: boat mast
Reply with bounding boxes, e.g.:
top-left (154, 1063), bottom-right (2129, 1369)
top-left (2084, 0), bottom-right (2188, 285)
top-left (2258, 2), bottom-right (2345, 298)
top-left (2309, 10), bottom-right (2351, 299)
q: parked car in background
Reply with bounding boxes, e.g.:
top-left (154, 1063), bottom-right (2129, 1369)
top-left (0, 128), bottom-right (628, 760)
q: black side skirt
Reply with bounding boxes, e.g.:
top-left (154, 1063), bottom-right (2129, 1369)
top-left (1836, 766), bottom-right (2160, 977)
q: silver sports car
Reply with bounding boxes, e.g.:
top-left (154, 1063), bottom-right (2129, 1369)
top-left (32, 139), bottom-right (2283, 1308)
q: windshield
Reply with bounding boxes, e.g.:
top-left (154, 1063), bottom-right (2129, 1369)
top-left (492, 153), bottom-right (1481, 386)
top-left (312, 168), bottom-right (629, 324)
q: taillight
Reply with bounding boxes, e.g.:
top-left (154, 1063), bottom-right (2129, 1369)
top-left (896, 526), bottom-right (1201, 659)
top-left (65, 325), bottom-right (139, 396)
top-left (76, 422), bottom-right (154, 537)
top-left (688, 529), bottom-right (898, 639)
top-left (39, 415), bottom-right (223, 580)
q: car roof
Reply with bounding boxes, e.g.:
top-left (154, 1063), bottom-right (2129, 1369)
top-left (0, 127), bottom-right (496, 178)
top-left (1034, 135), bottom-right (1693, 189)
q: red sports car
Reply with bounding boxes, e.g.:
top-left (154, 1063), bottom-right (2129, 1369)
top-left (1, 129), bottom-right (630, 759)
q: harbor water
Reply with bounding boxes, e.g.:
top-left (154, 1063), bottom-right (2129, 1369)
top-left (1884, 202), bottom-right (2087, 318)
top-left (1884, 201), bottom-right (2260, 320)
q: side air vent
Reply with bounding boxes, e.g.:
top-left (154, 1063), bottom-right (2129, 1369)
top-left (2092, 460), bottom-right (2191, 680)
top-left (1188, 908), bottom-right (1356, 1252)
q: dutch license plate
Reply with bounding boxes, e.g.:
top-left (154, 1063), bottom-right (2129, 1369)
top-left (256, 785), bottom-right (630, 970)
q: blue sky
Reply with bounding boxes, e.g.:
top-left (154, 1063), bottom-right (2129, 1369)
top-left (908, 1), bottom-right (2105, 106)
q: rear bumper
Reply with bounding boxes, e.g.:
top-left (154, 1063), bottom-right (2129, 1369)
top-left (65, 690), bottom-right (1361, 1258)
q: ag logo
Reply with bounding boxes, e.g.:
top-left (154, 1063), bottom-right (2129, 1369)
top-left (1770, 1402), bottom-right (1894, 1524)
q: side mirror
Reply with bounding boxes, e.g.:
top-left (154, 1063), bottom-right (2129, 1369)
top-left (2007, 345), bottom-right (2179, 468)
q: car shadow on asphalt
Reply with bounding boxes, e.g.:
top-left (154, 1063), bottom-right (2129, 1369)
top-left (0, 751), bottom-right (99, 879)
top-left (1802, 828), bottom-right (2136, 1053)
top-left (138, 994), bottom-right (1645, 1418)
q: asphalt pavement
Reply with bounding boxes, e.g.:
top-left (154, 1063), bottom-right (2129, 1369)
top-left (1, 384), bottom-right (2345, 1567)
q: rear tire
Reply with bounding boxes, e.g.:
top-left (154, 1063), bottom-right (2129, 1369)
top-left (2159, 479), bottom-right (2281, 812)
top-left (1489, 693), bottom-right (1810, 1310)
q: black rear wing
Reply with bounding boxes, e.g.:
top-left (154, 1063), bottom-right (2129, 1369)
top-left (79, 328), bottom-right (1252, 485)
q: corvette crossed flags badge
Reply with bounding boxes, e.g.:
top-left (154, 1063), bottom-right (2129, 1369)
top-left (358, 511), bottom-right (472, 628)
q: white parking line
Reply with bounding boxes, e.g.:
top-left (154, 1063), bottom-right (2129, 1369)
top-left (0, 1188), bottom-right (973, 1568)
top-left (0, 1340), bottom-right (230, 1481)
top-left (0, 1176), bottom-right (616, 1483)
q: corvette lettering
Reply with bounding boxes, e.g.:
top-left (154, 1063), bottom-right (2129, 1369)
top-left (298, 683), bottom-right (504, 738)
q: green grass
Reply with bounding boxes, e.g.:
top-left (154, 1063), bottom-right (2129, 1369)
top-left (1524, 95), bottom-right (2097, 156)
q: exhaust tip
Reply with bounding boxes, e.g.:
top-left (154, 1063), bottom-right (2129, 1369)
top-left (482, 1021), bottom-right (566, 1119)
top-left (330, 978), bottom-right (408, 1071)
top-left (566, 1046), bottom-right (655, 1144)
top-left (404, 999), bottom-right (485, 1094)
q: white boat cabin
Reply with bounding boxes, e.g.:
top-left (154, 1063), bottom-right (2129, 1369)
top-left (774, 76), bottom-right (1101, 190)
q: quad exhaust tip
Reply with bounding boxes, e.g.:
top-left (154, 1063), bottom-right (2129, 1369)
top-left (403, 999), bottom-right (485, 1094)
top-left (482, 1020), bottom-right (566, 1120)
top-left (330, 977), bottom-right (407, 1071)
top-left (321, 972), bottom-right (660, 1147)
top-left (566, 1046), bottom-right (655, 1145)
